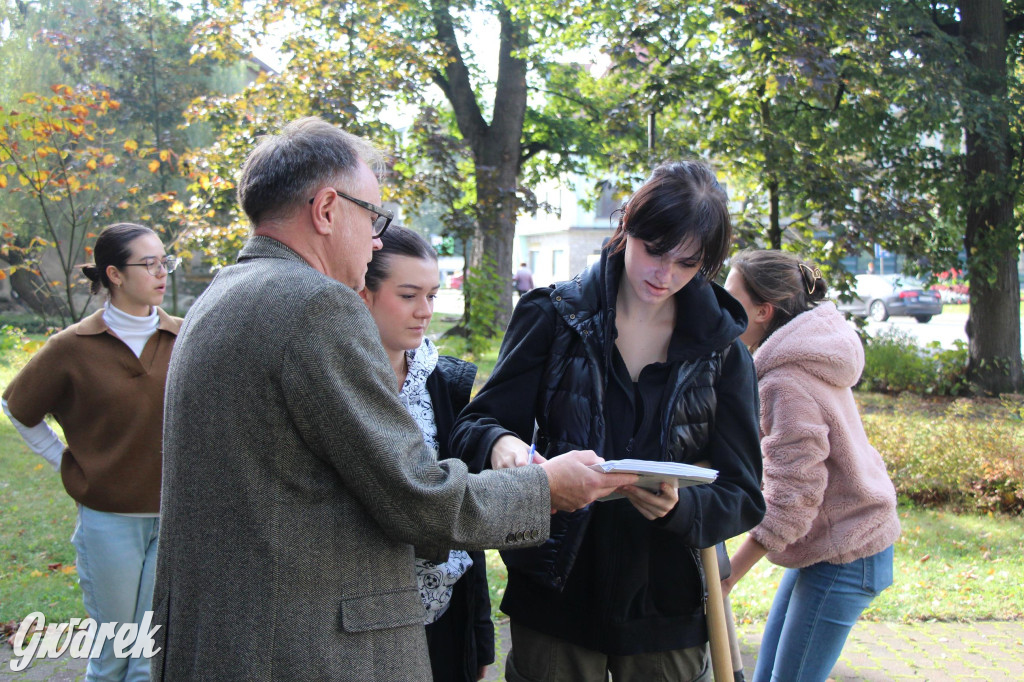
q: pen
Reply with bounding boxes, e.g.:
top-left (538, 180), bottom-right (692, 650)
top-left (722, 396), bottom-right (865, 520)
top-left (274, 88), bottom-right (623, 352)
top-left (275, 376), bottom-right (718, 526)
top-left (527, 442), bottom-right (536, 465)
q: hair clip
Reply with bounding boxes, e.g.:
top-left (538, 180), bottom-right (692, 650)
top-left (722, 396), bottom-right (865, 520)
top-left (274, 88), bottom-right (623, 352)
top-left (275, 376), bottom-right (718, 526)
top-left (798, 263), bottom-right (822, 295)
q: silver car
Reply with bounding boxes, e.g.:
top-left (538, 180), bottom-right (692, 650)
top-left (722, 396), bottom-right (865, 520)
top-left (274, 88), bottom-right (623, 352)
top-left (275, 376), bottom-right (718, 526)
top-left (835, 274), bottom-right (944, 323)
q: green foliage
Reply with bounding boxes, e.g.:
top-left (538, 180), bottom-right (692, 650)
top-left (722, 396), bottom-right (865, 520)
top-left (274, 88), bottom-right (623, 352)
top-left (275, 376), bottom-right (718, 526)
top-left (859, 328), bottom-right (970, 397)
top-left (462, 253), bottom-right (504, 357)
top-left (862, 395), bottom-right (1024, 514)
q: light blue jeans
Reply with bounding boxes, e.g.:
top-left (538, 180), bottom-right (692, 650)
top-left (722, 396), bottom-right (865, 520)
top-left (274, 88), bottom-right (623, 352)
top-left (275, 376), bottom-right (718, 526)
top-left (753, 545), bottom-right (894, 682)
top-left (71, 505), bottom-right (160, 682)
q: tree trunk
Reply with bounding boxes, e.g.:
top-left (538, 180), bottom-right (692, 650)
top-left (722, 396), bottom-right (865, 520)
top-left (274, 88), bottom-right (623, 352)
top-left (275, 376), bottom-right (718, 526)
top-left (960, 0), bottom-right (1022, 393)
top-left (434, 2), bottom-right (527, 334)
top-left (768, 179), bottom-right (781, 250)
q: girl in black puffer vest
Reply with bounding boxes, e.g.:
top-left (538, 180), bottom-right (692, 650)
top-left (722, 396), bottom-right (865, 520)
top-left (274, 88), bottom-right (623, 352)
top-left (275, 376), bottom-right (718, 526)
top-left (451, 161), bottom-right (766, 682)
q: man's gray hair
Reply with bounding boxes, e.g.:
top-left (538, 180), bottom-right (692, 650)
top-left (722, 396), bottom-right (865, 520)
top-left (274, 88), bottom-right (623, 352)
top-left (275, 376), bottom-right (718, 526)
top-left (237, 117), bottom-right (384, 226)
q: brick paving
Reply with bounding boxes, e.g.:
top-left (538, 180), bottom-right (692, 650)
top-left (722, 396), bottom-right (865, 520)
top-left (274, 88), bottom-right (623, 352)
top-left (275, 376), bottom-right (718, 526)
top-left (2, 619), bottom-right (1021, 680)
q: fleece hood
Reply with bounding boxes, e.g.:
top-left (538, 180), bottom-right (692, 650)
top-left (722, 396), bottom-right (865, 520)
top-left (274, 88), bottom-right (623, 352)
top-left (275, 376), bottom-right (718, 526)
top-left (754, 302), bottom-right (863, 389)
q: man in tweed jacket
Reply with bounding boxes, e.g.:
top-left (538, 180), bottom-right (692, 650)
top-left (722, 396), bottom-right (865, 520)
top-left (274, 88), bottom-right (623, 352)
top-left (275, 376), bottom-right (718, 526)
top-left (152, 117), bottom-right (634, 681)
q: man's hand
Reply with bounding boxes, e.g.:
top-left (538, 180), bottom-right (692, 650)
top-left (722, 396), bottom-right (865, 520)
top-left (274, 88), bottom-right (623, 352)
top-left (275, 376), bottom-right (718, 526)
top-left (490, 434), bottom-right (547, 469)
top-left (619, 481), bottom-right (679, 520)
top-left (541, 450), bottom-right (638, 513)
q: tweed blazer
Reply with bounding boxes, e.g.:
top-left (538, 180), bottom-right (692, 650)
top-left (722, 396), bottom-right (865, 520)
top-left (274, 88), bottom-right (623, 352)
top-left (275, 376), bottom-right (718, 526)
top-left (152, 236), bottom-right (550, 681)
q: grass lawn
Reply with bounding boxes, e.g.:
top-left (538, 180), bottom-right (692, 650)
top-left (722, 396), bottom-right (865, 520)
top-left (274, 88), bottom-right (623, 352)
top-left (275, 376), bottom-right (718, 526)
top-left (483, 505), bottom-right (1024, 627)
top-left (2, 340), bottom-right (1021, 630)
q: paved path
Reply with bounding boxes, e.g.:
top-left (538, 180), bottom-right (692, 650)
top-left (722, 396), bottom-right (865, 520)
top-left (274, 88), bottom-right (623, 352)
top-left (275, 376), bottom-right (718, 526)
top-left (4, 618), bottom-right (1021, 680)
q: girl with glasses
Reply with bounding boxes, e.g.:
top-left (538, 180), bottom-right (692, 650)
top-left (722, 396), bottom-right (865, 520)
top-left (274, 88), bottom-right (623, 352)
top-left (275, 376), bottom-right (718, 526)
top-left (722, 249), bottom-right (900, 682)
top-left (3, 222), bottom-right (182, 682)
top-left (359, 225), bottom-right (494, 682)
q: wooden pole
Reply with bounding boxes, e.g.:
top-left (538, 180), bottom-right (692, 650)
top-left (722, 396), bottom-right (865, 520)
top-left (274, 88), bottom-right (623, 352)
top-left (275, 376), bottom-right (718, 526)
top-left (701, 546), bottom-right (734, 682)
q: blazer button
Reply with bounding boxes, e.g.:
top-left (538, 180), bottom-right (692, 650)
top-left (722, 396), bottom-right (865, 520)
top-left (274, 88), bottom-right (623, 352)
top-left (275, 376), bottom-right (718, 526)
top-left (506, 532), bottom-right (516, 543)
top-left (530, 529), bottom-right (539, 540)
top-left (516, 531), bottom-right (525, 541)
top-left (569, 314), bottom-right (576, 319)
top-left (555, 296), bottom-right (562, 301)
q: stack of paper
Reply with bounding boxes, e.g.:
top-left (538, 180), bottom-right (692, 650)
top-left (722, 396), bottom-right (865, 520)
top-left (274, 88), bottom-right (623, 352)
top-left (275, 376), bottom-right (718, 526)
top-left (589, 459), bottom-right (718, 501)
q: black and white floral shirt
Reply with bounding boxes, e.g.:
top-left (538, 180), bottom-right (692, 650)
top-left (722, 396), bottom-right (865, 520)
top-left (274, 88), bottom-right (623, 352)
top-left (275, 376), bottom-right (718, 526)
top-left (404, 338), bottom-right (473, 624)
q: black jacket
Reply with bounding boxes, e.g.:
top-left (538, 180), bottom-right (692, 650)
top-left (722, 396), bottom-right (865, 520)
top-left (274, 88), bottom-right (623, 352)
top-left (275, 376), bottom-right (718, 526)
top-left (425, 355), bottom-right (495, 682)
top-left (450, 248), bottom-right (765, 656)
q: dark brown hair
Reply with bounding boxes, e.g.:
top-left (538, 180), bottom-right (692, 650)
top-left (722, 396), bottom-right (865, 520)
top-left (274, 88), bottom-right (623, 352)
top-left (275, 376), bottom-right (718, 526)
top-left (364, 225), bottom-right (437, 293)
top-left (80, 223), bottom-right (156, 295)
top-left (607, 160), bottom-right (732, 282)
top-left (729, 249), bottom-right (827, 343)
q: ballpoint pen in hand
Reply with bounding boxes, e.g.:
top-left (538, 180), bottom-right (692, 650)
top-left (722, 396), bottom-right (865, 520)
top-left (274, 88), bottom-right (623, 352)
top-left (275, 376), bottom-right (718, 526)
top-left (527, 442), bottom-right (536, 465)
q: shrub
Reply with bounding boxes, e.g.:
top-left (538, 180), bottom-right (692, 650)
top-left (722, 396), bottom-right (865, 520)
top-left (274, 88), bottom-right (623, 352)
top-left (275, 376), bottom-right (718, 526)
top-left (859, 329), bottom-right (969, 396)
top-left (0, 312), bottom-right (60, 335)
top-left (864, 395), bottom-right (1024, 514)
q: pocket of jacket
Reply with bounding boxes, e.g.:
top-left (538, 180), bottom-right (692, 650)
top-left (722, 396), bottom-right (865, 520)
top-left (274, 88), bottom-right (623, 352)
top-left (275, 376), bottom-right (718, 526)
top-left (338, 587), bottom-right (424, 633)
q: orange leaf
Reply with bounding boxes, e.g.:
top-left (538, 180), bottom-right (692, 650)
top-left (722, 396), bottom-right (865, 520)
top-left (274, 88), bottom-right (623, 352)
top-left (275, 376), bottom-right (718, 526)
top-left (148, 160), bottom-right (160, 173)
top-left (0, 271), bottom-right (6, 280)
top-left (123, 139), bottom-right (138, 153)
top-left (0, 175), bottom-right (6, 188)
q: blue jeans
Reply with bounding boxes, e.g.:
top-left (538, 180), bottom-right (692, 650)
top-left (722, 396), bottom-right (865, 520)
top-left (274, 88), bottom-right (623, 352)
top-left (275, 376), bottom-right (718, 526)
top-left (753, 545), bottom-right (894, 682)
top-left (72, 506), bottom-right (160, 682)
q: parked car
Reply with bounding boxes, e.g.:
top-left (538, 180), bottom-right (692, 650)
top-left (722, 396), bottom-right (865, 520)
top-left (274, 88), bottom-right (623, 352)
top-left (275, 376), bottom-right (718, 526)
top-left (449, 273), bottom-right (464, 289)
top-left (834, 274), bottom-right (943, 323)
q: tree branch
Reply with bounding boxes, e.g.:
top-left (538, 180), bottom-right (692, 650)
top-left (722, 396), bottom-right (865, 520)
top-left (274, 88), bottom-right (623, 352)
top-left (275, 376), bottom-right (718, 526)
top-left (430, 1), bottom-right (487, 150)
top-left (1007, 13), bottom-right (1024, 35)
top-left (520, 140), bottom-right (549, 165)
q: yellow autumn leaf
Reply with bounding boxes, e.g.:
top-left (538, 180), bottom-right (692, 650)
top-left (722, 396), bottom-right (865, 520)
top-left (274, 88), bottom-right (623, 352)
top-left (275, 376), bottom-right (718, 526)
top-left (0, 175), bottom-right (6, 188)
top-left (86, 159), bottom-right (97, 170)
top-left (30, 570), bottom-right (44, 578)
top-left (34, 462), bottom-right (44, 470)
top-left (148, 160), bottom-right (160, 173)
top-left (124, 139), bottom-right (138, 153)
top-left (159, 149), bottom-right (171, 162)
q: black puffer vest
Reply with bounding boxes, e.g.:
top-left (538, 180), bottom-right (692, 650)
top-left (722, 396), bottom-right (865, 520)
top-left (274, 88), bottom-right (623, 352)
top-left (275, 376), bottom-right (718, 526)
top-left (501, 249), bottom-right (728, 590)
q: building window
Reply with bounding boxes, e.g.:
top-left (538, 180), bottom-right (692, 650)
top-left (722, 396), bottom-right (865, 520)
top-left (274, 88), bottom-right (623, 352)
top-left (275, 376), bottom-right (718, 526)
top-left (552, 249), bottom-right (565, 278)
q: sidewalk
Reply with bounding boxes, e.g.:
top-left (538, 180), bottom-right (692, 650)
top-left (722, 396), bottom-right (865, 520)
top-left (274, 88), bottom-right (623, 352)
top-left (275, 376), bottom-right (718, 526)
top-left (3, 619), bottom-right (1021, 681)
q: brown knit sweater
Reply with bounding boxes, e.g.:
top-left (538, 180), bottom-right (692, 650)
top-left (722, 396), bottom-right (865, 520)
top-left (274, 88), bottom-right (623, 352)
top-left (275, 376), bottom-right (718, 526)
top-left (3, 308), bottom-right (181, 512)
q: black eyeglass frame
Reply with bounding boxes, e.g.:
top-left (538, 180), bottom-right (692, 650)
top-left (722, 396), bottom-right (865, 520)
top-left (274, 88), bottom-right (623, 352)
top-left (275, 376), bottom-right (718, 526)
top-left (309, 187), bottom-right (393, 238)
top-left (120, 255), bottom-right (181, 277)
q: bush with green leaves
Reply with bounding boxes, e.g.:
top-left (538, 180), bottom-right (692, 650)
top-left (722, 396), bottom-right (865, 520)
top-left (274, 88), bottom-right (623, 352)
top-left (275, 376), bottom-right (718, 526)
top-left (859, 328), bottom-right (969, 396)
top-left (863, 395), bottom-right (1024, 514)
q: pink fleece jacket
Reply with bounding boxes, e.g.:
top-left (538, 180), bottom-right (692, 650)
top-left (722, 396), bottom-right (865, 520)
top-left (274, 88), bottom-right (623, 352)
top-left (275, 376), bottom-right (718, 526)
top-left (750, 302), bottom-right (900, 569)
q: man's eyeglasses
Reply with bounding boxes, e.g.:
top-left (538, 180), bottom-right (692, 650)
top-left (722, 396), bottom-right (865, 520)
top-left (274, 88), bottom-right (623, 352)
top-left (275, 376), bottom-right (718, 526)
top-left (122, 256), bottom-right (181, 277)
top-left (309, 188), bottom-right (393, 238)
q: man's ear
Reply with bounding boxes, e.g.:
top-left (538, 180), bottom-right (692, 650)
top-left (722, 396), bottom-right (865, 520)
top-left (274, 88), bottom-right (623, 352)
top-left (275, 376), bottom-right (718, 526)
top-left (309, 188), bottom-right (336, 236)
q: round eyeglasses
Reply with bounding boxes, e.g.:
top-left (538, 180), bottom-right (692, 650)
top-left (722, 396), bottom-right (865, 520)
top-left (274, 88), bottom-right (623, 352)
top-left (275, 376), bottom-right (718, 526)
top-left (121, 256), bottom-right (181, 277)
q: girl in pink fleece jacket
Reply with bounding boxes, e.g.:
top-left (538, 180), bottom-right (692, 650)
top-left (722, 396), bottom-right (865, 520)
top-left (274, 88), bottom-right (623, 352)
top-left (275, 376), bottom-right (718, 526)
top-left (722, 249), bottom-right (901, 682)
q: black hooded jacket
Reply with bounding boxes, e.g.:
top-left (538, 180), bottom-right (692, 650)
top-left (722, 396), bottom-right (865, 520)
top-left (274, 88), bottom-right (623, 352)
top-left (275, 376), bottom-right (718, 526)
top-left (450, 247), bottom-right (765, 656)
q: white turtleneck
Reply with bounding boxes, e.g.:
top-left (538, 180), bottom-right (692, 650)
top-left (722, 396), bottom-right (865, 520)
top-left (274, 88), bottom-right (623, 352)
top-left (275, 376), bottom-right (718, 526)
top-left (103, 303), bottom-right (159, 358)
top-left (2, 303), bottom-right (160, 471)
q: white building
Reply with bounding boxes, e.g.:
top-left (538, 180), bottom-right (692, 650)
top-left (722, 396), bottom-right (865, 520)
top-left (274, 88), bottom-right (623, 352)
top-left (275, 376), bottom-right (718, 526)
top-left (513, 177), bottom-right (621, 286)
